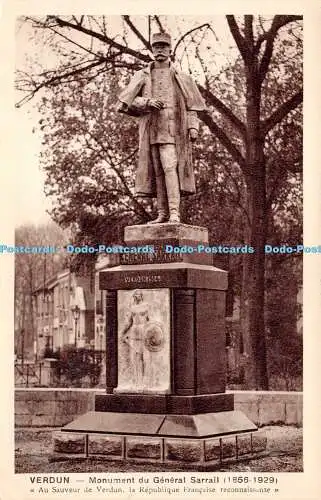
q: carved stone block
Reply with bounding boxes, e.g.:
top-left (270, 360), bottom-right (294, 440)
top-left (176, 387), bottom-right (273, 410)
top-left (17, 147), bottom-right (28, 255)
top-left (126, 437), bottom-right (161, 459)
top-left (165, 439), bottom-right (202, 462)
top-left (53, 431), bottom-right (85, 454)
top-left (88, 435), bottom-right (122, 456)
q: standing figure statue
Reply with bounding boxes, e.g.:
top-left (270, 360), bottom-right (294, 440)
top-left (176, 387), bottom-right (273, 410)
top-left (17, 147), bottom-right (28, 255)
top-left (120, 290), bottom-right (149, 388)
top-left (117, 32), bottom-right (206, 223)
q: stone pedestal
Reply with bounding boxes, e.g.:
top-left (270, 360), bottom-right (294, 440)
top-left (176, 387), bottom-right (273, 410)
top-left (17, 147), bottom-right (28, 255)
top-left (55, 223), bottom-right (266, 468)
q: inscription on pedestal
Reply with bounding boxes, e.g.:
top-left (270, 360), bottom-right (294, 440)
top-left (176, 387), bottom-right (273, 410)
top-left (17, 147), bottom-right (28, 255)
top-left (116, 289), bottom-right (171, 394)
top-left (123, 274), bottom-right (162, 285)
top-left (120, 240), bottom-right (212, 266)
top-left (120, 250), bottom-right (178, 265)
top-left (100, 264), bottom-right (228, 291)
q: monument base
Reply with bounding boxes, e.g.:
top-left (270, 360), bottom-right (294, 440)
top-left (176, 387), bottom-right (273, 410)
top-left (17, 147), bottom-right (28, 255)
top-left (53, 412), bottom-right (266, 469)
top-left (53, 410), bottom-right (267, 469)
top-left (51, 222), bottom-right (267, 469)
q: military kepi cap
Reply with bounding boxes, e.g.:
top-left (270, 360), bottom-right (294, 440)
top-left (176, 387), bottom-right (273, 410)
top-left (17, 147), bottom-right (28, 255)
top-left (151, 32), bottom-right (171, 47)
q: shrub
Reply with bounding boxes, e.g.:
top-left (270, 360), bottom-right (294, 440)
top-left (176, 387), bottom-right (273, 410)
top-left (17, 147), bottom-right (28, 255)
top-left (54, 346), bottom-right (102, 387)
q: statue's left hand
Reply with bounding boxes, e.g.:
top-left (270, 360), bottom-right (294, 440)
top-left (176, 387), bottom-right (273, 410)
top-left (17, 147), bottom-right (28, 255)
top-left (189, 129), bottom-right (198, 142)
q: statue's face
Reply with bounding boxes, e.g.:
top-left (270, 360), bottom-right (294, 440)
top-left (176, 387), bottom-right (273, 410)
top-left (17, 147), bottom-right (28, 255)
top-left (152, 42), bottom-right (171, 62)
top-left (133, 291), bottom-right (143, 304)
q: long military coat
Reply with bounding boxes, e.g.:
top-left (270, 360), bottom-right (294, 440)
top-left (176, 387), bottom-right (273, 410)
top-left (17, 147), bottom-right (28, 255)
top-left (117, 63), bottom-right (206, 197)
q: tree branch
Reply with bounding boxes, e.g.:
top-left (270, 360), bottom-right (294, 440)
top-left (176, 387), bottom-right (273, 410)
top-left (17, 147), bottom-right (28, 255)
top-left (172, 23), bottom-right (211, 60)
top-left (262, 90), bottom-right (303, 134)
top-left (154, 16), bottom-right (165, 33)
top-left (198, 84), bottom-right (246, 137)
top-left (25, 16), bottom-right (101, 58)
top-left (52, 16), bottom-right (152, 63)
top-left (16, 59), bottom-right (107, 107)
top-left (199, 111), bottom-right (247, 172)
top-left (122, 15), bottom-right (152, 51)
top-left (255, 15), bottom-right (303, 53)
top-left (71, 15), bottom-right (84, 27)
top-left (80, 115), bottom-right (150, 220)
top-left (84, 135), bottom-right (150, 221)
top-left (244, 15), bottom-right (254, 45)
top-left (257, 17), bottom-right (282, 82)
top-left (257, 15), bottom-right (303, 81)
top-left (258, 37), bottom-right (274, 82)
top-left (226, 15), bottom-right (249, 61)
top-left (114, 147), bottom-right (139, 168)
top-left (17, 16), bottom-right (149, 106)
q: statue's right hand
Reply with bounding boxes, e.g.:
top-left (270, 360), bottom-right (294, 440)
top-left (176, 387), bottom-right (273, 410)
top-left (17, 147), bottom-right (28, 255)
top-left (148, 99), bottom-right (164, 110)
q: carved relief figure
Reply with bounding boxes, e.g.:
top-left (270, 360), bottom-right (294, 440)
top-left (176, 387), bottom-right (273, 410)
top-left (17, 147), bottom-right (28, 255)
top-left (120, 290), bottom-right (149, 387)
top-left (120, 289), bottom-right (166, 390)
top-left (117, 32), bottom-right (206, 224)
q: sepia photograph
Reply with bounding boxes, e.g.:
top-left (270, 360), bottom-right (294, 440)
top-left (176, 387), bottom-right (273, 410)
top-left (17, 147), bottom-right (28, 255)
top-left (1, 5), bottom-right (318, 498)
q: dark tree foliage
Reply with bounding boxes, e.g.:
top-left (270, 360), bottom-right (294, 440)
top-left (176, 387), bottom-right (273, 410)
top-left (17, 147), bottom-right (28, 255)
top-left (55, 346), bottom-right (102, 387)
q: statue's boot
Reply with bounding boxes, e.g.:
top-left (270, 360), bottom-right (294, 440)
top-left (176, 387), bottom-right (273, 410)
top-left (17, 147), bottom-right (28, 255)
top-left (149, 211), bottom-right (168, 224)
top-left (148, 175), bottom-right (169, 224)
top-left (165, 169), bottom-right (181, 223)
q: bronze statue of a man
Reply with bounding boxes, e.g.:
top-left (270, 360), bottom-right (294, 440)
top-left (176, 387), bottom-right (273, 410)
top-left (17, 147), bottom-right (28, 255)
top-left (117, 32), bottom-right (206, 223)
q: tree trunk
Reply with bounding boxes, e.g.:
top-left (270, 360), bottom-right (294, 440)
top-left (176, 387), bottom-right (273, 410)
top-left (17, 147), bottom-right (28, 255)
top-left (240, 231), bottom-right (251, 382)
top-left (247, 176), bottom-right (269, 389)
top-left (243, 71), bottom-right (269, 389)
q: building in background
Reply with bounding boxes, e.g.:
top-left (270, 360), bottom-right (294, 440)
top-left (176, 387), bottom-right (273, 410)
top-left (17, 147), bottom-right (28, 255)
top-left (33, 270), bottom-right (94, 358)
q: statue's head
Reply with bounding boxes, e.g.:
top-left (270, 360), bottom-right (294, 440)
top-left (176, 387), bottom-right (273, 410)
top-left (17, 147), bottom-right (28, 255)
top-left (151, 32), bottom-right (171, 62)
top-left (132, 290), bottom-right (144, 304)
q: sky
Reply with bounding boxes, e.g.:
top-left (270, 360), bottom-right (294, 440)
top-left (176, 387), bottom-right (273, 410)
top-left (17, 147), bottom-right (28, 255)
top-left (14, 18), bottom-right (51, 226)
top-left (14, 107), bottom-right (50, 226)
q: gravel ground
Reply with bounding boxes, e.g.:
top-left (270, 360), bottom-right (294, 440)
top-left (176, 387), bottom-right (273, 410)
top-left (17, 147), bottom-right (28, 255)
top-left (15, 426), bottom-right (302, 474)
